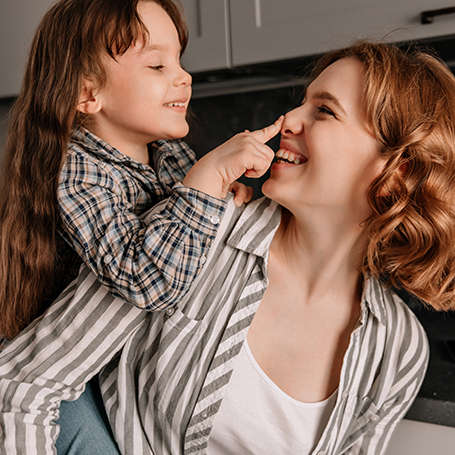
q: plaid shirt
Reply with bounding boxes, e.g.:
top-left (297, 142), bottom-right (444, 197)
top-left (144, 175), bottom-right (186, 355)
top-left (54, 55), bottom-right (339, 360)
top-left (56, 127), bottom-right (226, 310)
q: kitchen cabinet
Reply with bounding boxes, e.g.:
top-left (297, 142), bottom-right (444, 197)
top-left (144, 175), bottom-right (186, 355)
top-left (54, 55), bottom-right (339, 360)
top-left (182, 0), bottom-right (455, 72)
top-left (230, 0), bottom-right (455, 66)
top-left (3, 1), bottom-right (455, 98)
top-left (180, 0), bottom-right (231, 72)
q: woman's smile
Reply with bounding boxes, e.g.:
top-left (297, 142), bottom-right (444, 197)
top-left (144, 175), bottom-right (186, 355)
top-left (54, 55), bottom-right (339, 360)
top-left (275, 148), bottom-right (307, 165)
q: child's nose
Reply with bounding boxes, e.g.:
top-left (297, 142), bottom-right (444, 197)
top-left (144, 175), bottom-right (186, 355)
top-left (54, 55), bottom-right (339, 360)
top-left (176, 67), bottom-right (192, 86)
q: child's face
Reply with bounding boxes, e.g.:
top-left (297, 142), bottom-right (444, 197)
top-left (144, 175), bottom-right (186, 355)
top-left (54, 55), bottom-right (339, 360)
top-left (89, 1), bottom-right (192, 160)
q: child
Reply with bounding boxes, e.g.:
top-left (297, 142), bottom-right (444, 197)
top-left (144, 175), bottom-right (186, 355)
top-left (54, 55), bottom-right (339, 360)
top-left (0, 0), bottom-right (282, 342)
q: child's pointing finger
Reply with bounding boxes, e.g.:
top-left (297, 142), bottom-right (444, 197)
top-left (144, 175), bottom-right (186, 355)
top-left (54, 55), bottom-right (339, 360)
top-left (248, 115), bottom-right (284, 144)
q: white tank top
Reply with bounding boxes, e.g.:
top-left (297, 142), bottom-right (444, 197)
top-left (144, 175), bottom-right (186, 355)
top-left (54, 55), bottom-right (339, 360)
top-left (207, 340), bottom-right (337, 455)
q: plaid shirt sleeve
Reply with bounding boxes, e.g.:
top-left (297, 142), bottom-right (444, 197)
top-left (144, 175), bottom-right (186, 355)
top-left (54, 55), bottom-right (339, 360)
top-left (152, 139), bottom-right (197, 189)
top-left (58, 145), bottom-right (226, 311)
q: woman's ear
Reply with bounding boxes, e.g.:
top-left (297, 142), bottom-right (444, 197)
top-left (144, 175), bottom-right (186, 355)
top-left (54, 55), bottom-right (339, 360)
top-left (398, 161), bottom-right (409, 176)
top-left (77, 79), bottom-right (102, 115)
top-left (378, 161), bottom-right (409, 197)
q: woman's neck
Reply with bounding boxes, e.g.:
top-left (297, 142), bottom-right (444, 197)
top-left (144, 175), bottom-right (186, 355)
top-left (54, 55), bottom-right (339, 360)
top-left (269, 207), bottom-right (367, 306)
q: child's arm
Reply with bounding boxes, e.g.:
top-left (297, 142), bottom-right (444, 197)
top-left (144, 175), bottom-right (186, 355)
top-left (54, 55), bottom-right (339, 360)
top-left (153, 139), bottom-right (254, 207)
top-left (59, 135), bottom-right (226, 311)
top-left (58, 120), bottom-right (280, 312)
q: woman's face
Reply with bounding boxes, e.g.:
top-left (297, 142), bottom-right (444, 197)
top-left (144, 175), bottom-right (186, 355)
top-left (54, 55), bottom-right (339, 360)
top-left (263, 57), bottom-right (387, 220)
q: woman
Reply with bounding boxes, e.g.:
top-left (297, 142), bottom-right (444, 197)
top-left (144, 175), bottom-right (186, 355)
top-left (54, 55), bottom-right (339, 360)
top-left (2, 41), bottom-right (455, 455)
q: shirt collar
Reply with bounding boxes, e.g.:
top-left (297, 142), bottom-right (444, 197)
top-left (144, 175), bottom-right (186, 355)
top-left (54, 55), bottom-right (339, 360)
top-left (226, 197), bottom-right (282, 261)
top-left (361, 276), bottom-right (390, 325)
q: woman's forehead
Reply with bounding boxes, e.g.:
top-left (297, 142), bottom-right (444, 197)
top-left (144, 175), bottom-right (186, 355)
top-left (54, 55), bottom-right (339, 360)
top-left (308, 58), bottom-right (366, 113)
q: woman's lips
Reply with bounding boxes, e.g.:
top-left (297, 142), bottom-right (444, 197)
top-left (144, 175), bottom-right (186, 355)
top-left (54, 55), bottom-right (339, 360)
top-left (275, 148), bottom-right (307, 165)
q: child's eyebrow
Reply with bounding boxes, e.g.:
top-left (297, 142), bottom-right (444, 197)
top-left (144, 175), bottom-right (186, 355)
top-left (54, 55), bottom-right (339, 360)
top-left (310, 91), bottom-right (347, 115)
top-left (142, 44), bottom-right (166, 53)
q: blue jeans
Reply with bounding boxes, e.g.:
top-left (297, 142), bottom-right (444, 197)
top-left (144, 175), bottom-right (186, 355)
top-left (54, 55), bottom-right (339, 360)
top-left (55, 377), bottom-right (121, 455)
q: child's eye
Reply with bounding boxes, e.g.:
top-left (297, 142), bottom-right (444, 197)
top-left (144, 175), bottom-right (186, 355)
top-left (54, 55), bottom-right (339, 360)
top-left (316, 106), bottom-right (335, 117)
top-left (149, 65), bottom-right (164, 71)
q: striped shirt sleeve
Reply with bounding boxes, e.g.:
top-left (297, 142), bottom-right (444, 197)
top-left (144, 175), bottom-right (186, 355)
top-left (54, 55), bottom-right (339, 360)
top-left (0, 268), bottom-right (147, 455)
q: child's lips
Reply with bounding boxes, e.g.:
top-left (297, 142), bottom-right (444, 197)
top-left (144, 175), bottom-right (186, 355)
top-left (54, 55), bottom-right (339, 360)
top-left (163, 101), bottom-right (186, 107)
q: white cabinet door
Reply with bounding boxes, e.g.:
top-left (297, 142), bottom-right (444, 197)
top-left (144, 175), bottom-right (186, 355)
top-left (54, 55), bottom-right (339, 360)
top-left (0, 0), bottom-right (56, 98)
top-left (229, 0), bottom-right (455, 67)
top-left (180, 0), bottom-right (231, 72)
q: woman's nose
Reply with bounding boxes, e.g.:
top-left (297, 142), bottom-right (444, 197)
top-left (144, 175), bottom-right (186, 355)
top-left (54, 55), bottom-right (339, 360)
top-left (282, 106), bottom-right (304, 136)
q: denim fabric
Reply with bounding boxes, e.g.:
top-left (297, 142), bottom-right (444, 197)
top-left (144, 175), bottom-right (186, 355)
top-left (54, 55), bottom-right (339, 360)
top-left (56, 377), bottom-right (120, 455)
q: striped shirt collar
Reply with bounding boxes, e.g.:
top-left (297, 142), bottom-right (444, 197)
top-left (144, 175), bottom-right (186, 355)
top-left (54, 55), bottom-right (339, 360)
top-left (362, 276), bottom-right (389, 325)
top-left (70, 126), bottom-right (178, 168)
top-left (227, 197), bottom-right (386, 325)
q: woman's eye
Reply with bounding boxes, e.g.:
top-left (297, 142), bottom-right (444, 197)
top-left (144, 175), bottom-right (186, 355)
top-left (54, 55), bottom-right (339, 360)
top-left (317, 106), bottom-right (335, 117)
top-left (149, 65), bottom-right (164, 71)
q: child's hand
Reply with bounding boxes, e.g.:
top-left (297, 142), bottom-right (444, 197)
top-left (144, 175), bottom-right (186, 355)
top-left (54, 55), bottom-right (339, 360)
top-left (183, 116), bottom-right (284, 199)
top-left (229, 181), bottom-right (254, 207)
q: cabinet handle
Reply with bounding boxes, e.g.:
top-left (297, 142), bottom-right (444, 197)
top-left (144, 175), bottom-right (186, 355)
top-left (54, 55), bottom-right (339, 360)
top-left (421, 6), bottom-right (455, 24)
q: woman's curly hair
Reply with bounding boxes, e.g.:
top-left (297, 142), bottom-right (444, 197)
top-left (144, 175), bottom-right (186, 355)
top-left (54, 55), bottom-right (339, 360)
top-left (312, 41), bottom-right (455, 310)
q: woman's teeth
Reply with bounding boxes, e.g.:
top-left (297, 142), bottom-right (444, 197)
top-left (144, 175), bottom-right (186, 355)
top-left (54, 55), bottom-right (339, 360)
top-left (165, 102), bottom-right (185, 107)
top-left (275, 149), bottom-right (302, 164)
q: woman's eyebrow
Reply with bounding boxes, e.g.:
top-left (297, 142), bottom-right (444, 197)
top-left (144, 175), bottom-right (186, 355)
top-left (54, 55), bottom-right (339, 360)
top-left (310, 91), bottom-right (347, 115)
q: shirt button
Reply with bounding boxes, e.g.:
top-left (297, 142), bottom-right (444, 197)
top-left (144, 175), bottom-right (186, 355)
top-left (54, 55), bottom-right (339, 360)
top-left (202, 412), bottom-right (208, 418)
top-left (200, 255), bottom-right (207, 265)
top-left (370, 414), bottom-right (379, 422)
top-left (342, 391), bottom-right (348, 399)
top-left (165, 307), bottom-right (175, 316)
top-left (210, 215), bottom-right (220, 225)
top-left (104, 254), bottom-right (113, 264)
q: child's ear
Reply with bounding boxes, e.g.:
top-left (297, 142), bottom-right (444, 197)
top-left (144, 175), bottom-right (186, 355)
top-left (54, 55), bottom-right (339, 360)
top-left (77, 79), bottom-right (102, 115)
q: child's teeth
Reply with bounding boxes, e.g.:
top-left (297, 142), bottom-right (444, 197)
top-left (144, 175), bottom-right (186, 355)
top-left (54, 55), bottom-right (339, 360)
top-left (294, 158), bottom-right (300, 164)
top-left (276, 150), bottom-right (284, 158)
top-left (283, 152), bottom-right (289, 160)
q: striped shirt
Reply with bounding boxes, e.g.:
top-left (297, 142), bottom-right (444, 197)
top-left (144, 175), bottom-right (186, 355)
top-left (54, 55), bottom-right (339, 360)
top-left (56, 127), bottom-right (225, 308)
top-left (0, 196), bottom-right (429, 455)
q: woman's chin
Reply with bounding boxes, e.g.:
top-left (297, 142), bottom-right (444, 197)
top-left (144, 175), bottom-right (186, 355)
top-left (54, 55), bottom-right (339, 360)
top-left (261, 176), bottom-right (276, 196)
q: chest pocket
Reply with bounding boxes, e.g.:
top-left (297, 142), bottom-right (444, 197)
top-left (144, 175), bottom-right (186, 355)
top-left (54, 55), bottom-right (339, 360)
top-left (337, 394), bottom-right (384, 453)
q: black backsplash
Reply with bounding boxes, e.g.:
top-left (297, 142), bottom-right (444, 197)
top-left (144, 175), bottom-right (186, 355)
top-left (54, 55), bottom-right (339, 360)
top-left (186, 84), bottom-right (304, 198)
